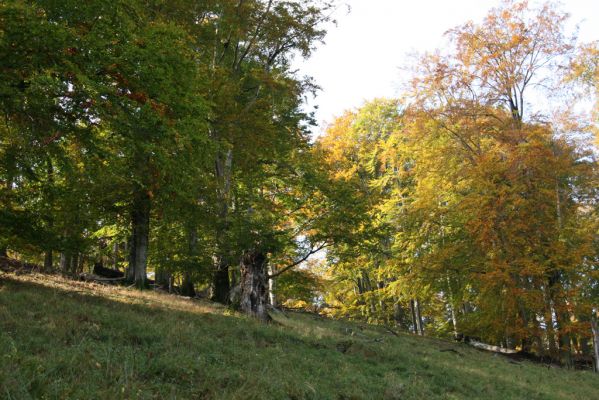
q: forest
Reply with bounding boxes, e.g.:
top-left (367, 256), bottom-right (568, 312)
top-left (1, 0), bottom-right (599, 379)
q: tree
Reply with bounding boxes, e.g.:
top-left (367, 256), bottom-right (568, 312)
top-left (195, 0), bottom-right (335, 306)
top-left (313, 1), bottom-right (599, 367)
top-left (316, 99), bottom-right (407, 325)
top-left (568, 41), bottom-right (599, 145)
top-left (404, 0), bottom-right (595, 360)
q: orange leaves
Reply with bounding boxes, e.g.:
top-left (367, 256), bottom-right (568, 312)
top-left (316, 111), bottom-right (358, 181)
top-left (429, 0), bottom-right (578, 126)
top-left (316, 1), bottom-right (598, 350)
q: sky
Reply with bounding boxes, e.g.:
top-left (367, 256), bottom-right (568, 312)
top-left (295, 0), bottom-right (599, 135)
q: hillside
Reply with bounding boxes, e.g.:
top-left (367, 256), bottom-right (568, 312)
top-left (0, 272), bottom-right (597, 400)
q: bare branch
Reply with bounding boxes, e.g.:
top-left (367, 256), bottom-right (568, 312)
top-left (268, 242), bottom-right (329, 279)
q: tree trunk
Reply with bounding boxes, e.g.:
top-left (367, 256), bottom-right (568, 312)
top-left (591, 315), bottom-right (599, 373)
top-left (155, 267), bottom-right (171, 290)
top-left (557, 315), bottom-right (573, 368)
top-left (44, 158), bottom-right (54, 271)
top-left (544, 298), bottom-right (558, 360)
top-left (127, 234), bottom-right (134, 281)
top-left (230, 264), bottom-right (238, 290)
top-left (377, 281), bottom-right (386, 319)
top-left (579, 331), bottom-right (591, 360)
top-left (393, 299), bottom-right (404, 329)
top-left (448, 301), bottom-right (459, 340)
top-left (211, 257), bottom-right (231, 304)
top-left (516, 293), bottom-right (534, 354)
top-left (128, 190), bottom-right (151, 288)
top-left (211, 149), bottom-right (233, 303)
top-left (44, 251), bottom-right (53, 270)
top-left (239, 250), bottom-right (270, 322)
top-left (181, 272), bottom-right (196, 297)
top-left (112, 242), bottom-right (119, 269)
top-left (1, 175), bottom-right (11, 258)
top-left (410, 299), bottom-right (418, 335)
top-left (415, 298), bottom-right (424, 335)
top-left (552, 178), bottom-right (572, 366)
top-left (360, 270), bottom-right (376, 316)
top-left (70, 253), bottom-right (79, 275)
top-left (78, 253), bottom-right (85, 273)
top-left (445, 276), bottom-right (460, 340)
top-left (60, 252), bottom-right (70, 275)
top-left (180, 227), bottom-right (197, 297)
top-left (268, 264), bottom-right (277, 308)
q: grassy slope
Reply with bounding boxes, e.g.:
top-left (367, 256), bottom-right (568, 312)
top-left (1, 273), bottom-right (598, 400)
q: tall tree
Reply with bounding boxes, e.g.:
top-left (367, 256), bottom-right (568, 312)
top-left (198, 0), bottom-right (334, 304)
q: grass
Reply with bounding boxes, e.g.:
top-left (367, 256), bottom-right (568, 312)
top-left (1, 272), bottom-right (598, 399)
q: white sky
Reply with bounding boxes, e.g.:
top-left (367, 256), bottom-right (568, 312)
top-left (295, 0), bottom-right (599, 135)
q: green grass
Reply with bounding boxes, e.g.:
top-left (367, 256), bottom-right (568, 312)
top-left (1, 272), bottom-right (598, 399)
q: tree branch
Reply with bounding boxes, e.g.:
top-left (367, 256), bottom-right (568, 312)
top-left (268, 242), bottom-right (329, 279)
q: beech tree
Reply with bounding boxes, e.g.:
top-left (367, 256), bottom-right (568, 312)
top-left (315, 1), bottom-right (599, 367)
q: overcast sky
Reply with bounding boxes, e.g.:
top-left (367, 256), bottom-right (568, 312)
top-left (295, 0), bottom-right (599, 135)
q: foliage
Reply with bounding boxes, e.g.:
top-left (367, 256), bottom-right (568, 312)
top-left (316, 1), bottom-right (599, 366)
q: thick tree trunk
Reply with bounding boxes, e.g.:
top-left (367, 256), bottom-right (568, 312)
top-left (239, 250), bottom-right (270, 322)
top-left (128, 190), bottom-right (151, 288)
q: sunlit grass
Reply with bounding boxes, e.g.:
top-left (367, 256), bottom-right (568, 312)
top-left (1, 272), bottom-right (598, 399)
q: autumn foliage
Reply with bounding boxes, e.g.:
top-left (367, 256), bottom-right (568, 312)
top-left (317, 1), bottom-right (599, 366)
